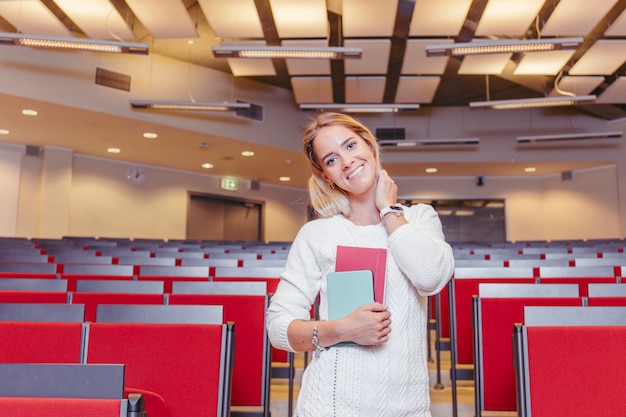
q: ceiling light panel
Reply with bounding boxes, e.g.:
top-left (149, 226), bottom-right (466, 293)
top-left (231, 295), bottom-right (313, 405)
top-left (283, 40), bottom-right (331, 75)
top-left (568, 40), bottom-right (626, 75)
top-left (605, 8), bottom-right (626, 36)
top-left (343, 0), bottom-right (398, 37)
top-left (402, 39), bottom-right (450, 75)
top-left (541, 0), bottom-right (619, 36)
top-left (198, 0), bottom-right (264, 38)
top-left (395, 76), bottom-right (441, 103)
top-left (597, 77), bottom-right (626, 103)
top-left (474, 0), bottom-right (545, 36)
top-left (345, 76), bottom-right (386, 103)
top-left (124, 0), bottom-right (197, 38)
top-left (53, 0), bottom-right (134, 39)
top-left (291, 77), bottom-right (333, 103)
top-left (0, 0), bottom-right (70, 36)
top-left (513, 50), bottom-right (576, 75)
top-left (458, 53), bottom-right (511, 75)
top-left (344, 40), bottom-right (391, 74)
top-left (409, 0), bottom-right (472, 36)
top-left (269, 0), bottom-right (328, 38)
top-left (548, 76), bottom-right (604, 97)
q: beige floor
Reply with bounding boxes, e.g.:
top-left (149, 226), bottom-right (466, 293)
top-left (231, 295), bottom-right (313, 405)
top-left (269, 335), bottom-right (475, 417)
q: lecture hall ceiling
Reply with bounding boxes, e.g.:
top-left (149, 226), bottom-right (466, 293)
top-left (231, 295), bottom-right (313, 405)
top-left (0, 0), bottom-right (625, 187)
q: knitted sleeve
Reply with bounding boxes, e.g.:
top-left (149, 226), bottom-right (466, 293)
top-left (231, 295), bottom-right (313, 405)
top-left (388, 203), bottom-right (455, 295)
top-left (266, 221), bottom-right (325, 352)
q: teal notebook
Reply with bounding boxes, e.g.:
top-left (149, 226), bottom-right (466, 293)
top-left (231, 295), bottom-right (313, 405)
top-left (327, 270), bottom-right (375, 321)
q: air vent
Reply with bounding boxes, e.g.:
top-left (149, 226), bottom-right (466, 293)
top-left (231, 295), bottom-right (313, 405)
top-left (376, 128), bottom-right (405, 140)
top-left (561, 171), bottom-right (574, 181)
top-left (95, 67), bottom-right (131, 91)
top-left (249, 181), bottom-right (260, 190)
top-left (235, 100), bottom-right (263, 121)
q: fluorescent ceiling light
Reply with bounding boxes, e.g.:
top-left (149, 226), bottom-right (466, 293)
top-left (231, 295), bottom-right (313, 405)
top-left (300, 103), bottom-right (419, 113)
top-left (378, 138), bottom-right (480, 147)
top-left (470, 95), bottom-right (596, 110)
top-left (517, 131), bottom-right (622, 143)
top-left (130, 100), bottom-right (251, 111)
top-left (212, 45), bottom-right (362, 59)
top-left (0, 32), bottom-right (149, 54)
top-left (425, 37), bottom-right (583, 57)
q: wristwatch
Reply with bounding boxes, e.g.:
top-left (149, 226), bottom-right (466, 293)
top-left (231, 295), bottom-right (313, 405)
top-left (379, 204), bottom-right (405, 221)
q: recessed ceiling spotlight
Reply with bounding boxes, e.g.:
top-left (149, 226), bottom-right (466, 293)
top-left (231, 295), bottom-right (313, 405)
top-left (143, 132), bottom-right (158, 139)
top-left (525, 167), bottom-right (537, 172)
top-left (279, 176), bottom-right (291, 182)
top-left (0, 129), bottom-right (9, 135)
top-left (22, 109), bottom-right (38, 116)
top-left (107, 147), bottom-right (121, 154)
top-left (425, 167), bottom-right (438, 173)
top-left (241, 151), bottom-right (255, 157)
top-left (201, 163), bottom-right (214, 169)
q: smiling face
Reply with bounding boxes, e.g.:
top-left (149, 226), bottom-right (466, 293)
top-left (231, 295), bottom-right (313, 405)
top-left (312, 124), bottom-right (378, 198)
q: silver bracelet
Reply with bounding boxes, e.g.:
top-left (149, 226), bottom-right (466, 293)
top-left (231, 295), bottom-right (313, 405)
top-left (312, 320), bottom-right (326, 358)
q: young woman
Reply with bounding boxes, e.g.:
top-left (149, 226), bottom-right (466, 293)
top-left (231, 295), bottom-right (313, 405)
top-left (266, 112), bottom-right (454, 416)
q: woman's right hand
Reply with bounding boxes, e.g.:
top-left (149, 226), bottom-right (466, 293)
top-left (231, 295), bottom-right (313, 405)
top-left (339, 303), bottom-right (392, 346)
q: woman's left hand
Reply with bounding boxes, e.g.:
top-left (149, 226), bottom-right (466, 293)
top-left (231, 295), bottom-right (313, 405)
top-left (375, 169), bottom-right (398, 211)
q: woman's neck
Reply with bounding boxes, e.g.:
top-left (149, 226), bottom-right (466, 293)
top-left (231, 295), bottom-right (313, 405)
top-left (346, 194), bottom-right (379, 226)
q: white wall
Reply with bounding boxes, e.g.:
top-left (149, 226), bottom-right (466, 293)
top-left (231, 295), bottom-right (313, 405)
top-left (0, 145), bottom-right (22, 236)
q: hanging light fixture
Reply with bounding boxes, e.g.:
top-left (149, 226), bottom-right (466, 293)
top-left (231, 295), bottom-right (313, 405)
top-left (517, 131), bottom-right (622, 143)
top-left (0, 32), bottom-right (149, 54)
top-left (469, 95), bottom-right (596, 110)
top-left (212, 44), bottom-right (362, 59)
top-left (130, 100), bottom-right (251, 112)
top-left (300, 104), bottom-right (419, 113)
top-left (425, 37), bottom-right (583, 57)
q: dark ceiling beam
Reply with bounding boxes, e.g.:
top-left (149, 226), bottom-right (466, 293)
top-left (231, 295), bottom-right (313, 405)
top-left (382, 0), bottom-right (415, 103)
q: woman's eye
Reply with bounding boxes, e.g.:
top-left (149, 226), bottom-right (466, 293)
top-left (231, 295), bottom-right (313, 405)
top-left (346, 141), bottom-right (356, 150)
top-left (325, 157), bottom-right (336, 166)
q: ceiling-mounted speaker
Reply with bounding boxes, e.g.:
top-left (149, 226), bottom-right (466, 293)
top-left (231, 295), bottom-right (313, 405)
top-left (376, 128), bottom-right (405, 140)
top-left (25, 145), bottom-right (42, 157)
top-left (561, 171), bottom-right (574, 181)
top-left (95, 67), bottom-right (131, 91)
top-left (235, 100), bottom-right (263, 121)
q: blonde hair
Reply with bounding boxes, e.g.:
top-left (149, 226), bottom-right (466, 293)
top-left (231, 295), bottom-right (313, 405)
top-left (302, 112), bottom-right (382, 218)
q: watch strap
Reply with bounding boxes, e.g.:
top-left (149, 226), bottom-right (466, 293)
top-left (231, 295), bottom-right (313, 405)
top-left (379, 205), bottom-right (405, 221)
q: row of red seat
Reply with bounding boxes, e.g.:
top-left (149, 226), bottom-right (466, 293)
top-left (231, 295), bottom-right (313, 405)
top-left (0, 304), bottom-right (234, 417)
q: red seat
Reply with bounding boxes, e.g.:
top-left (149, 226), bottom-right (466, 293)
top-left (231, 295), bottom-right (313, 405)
top-left (85, 322), bottom-right (234, 417)
top-left (0, 321), bottom-right (84, 363)
top-left (168, 293), bottom-right (270, 412)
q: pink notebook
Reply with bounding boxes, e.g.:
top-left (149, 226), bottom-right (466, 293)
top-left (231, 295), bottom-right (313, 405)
top-left (335, 245), bottom-right (388, 303)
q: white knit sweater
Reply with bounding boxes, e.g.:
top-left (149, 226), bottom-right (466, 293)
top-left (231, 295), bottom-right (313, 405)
top-left (266, 204), bottom-right (455, 417)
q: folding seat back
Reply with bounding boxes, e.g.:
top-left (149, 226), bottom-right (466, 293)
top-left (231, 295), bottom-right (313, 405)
top-left (168, 288), bottom-right (271, 413)
top-left (0, 302), bottom-right (84, 322)
top-left (0, 277), bottom-right (68, 292)
top-left (86, 304), bottom-right (233, 417)
top-left (473, 283), bottom-right (581, 415)
top-left (537, 265), bottom-right (617, 296)
top-left (0, 289), bottom-right (69, 303)
top-left (60, 264), bottom-right (135, 291)
top-left (0, 363), bottom-right (124, 399)
top-left (0, 262), bottom-right (58, 278)
top-left (514, 306), bottom-right (626, 417)
top-left (136, 265), bottom-right (210, 292)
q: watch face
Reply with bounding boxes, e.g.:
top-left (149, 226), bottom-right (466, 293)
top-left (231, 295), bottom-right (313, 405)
top-left (127, 166), bottom-right (147, 186)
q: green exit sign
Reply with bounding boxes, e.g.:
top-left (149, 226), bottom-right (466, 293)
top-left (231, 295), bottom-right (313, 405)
top-left (221, 178), bottom-right (238, 191)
